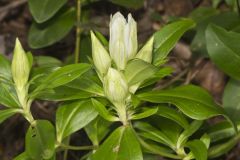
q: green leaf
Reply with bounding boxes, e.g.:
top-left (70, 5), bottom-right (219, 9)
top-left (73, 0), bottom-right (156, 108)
top-left (200, 133), bottom-right (211, 149)
top-left (56, 100), bottom-right (98, 142)
top-left (31, 63), bottom-right (91, 97)
top-left (223, 79), bottom-right (240, 122)
top-left (208, 134), bottom-right (240, 158)
top-left (206, 24), bottom-right (240, 79)
top-left (14, 152), bottom-right (33, 160)
top-left (157, 105), bottom-right (189, 129)
top-left (66, 76), bottom-right (104, 96)
top-left (0, 83), bottom-right (20, 108)
top-left (28, 8), bottom-right (75, 49)
top-left (137, 85), bottom-right (228, 120)
top-left (185, 140), bottom-right (207, 160)
top-left (0, 54), bottom-right (12, 81)
top-left (124, 59), bottom-right (158, 86)
top-left (140, 67), bottom-right (173, 88)
top-left (91, 99), bottom-right (118, 122)
top-left (28, 0), bottom-right (67, 23)
top-left (177, 120), bottom-right (203, 148)
top-left (153, 19), bottom-right (195, 65)
top-left (36, 86), bottom-right (93, 101)
top-left (0, 108), bottom-right (21, 124)
top-left (131, 107), bottom-right (158, 120)
top-left (134, 121), bottom-right (175, 148)
top-left (139, 138), bottom-right (180, 159)
top-left (207, 120), bottom-right (240, 142)
top-left (91, 126), bottom-right (143, 160)
top-left (191, 11), bottom-right (240, 56)
top-left (26, 120), bottom-right (55, 160)
top-left (34, 56), bottom-right (62, 67)
top-left (84, 117), bottom-right (112, 146)
top-left (109, 0), bottom-right (144, 9)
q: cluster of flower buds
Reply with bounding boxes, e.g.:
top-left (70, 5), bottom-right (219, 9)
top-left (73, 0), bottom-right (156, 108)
top-left (91, 12), bottom-right (154, 110)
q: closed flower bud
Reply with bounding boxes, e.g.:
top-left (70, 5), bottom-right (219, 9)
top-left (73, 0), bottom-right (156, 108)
top-left (125, 14), bottom-right (137, 60)
top-left (135, 36), bottom-right (154, 63)
top-left (91, 31), bottom-right (111, 77)
top-left (109, 12), bottom-right (126, 70)
top-left (11, 38), bottom-right (30, 90)
top-left (104, 68), bottom-right (128, 104)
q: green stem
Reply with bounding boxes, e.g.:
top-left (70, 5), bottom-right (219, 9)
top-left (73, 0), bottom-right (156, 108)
top-left (116, 103), bottom-right (128, 126)
top-left (75, 0), bottom-right (81, 63)
top-left (60, 143), bottom-right (97, 151)
top-left (63, 137), bottom-right (70, 160)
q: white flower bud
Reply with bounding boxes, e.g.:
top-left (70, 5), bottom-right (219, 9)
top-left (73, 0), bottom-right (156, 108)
top-left (11, 38), bottom-right (30, 90)
top-left (109, 12), bottom-right (126, 70)
top-left (103, 68), bottom-right (128, 104)
top-left (125, 14), bottom-right (137, 60)
top-left (135, 36), bottom-right (154, 63)
top-left (91, 31), bottom-right (111, 77)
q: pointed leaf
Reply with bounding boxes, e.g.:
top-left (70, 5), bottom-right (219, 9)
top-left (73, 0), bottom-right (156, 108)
top-left (0, 83), bottom-right (20, 108)
top-left (177, 120), bottom-right (203, 148)
top-left (137, 85), bottom-right (229, 120)
top-left (157, 105), bottom-right (189, 129)
top-left (206, 24), bottom-right (240, 79)
top-left (153, 19), bottom-right (195, 65)
top-left (91, 99), bottom-right (118, 122)
top-left (28, 0), bottom-right (67, 23)
top-left (26, 120), bottom-right (55, 159)
top-left (223, 79), bottom-right (240, 122)
top-left (28, 8), bottom-right (75, 49)
top-left (56, 100), bottom-right (98, 142)
top-left (185, 140), bottom-right (207, 160)
top-left (124, 59), bottom-right (158, 86)
top-left (0, 108), bottom-right (21, 124)
top-left (31, 63), bottom-right (91, 97)
top-left (91, 126), bottom-right (143, 160)
top-left (0, 55), bottom-right (12, 81)
top-left (131, 107), bottom-right (158, 120)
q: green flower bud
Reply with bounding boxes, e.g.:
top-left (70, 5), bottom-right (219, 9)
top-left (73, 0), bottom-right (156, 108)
top-left (11, 38), bottom-right (30, 90)
top-left (103, 68), bottom-right (128, 104)
top-left (135, 36), bottom-right (154, 63)
top-left (109, 12), bottom-right (126, 70)
top-left (125, 14), bottom-right (137, 60)
top-left (91, 31), bottom-right (111, 77)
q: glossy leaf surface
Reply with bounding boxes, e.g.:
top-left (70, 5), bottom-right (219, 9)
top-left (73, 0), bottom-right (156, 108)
top-left (28, 8), bottom-right (75, 49)
top-left (153, 19), bottom-right (195, 65)
top-left (91, 126), bottom-right (143, 160)
top-left (56, 100), bottom-right (98, 141)
top-left (26, 120), bottom-right (55, 159)
top-left (28, 0), bottom-right (67, 23)
top-left (206, 24), bottom-right (240, 79)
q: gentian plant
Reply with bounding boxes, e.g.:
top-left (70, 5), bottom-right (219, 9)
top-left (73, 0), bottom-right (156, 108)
top-left (0, 12), bottom-right (236, 160)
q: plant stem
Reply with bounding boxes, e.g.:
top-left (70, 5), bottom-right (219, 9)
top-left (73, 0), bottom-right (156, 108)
top-left (75, 0), bottom-right (81, 63)
top-left (63, 137), bottom-right (70, 160)
top-left (116, 103), bottom-right (129, 126)
top-left (237, 0), bottom-right (240, 15)
top-left (60, 143), bottom-right (97, 151)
